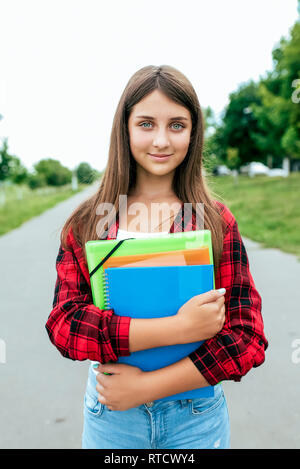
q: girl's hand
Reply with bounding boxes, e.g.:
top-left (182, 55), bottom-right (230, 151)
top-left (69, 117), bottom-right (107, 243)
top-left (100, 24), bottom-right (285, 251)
top-left (176, 289), bottom-right (226, 343)
top-left (94, 362), bottom-right (149, 411)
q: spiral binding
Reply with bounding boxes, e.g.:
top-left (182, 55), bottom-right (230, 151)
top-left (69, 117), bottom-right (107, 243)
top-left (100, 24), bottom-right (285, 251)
top-left (103, 271), bottom-right (112, 309)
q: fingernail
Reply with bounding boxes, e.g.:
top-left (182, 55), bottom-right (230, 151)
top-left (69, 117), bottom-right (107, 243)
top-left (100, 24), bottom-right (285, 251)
top-left (216, 288), bottom-right (226, 295)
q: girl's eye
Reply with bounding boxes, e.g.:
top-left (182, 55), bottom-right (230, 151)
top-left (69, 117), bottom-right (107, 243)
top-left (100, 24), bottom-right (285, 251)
top-left (139, 122), bottom-right (184, 130)
top-left (171, 122), bottom-right (184, 130)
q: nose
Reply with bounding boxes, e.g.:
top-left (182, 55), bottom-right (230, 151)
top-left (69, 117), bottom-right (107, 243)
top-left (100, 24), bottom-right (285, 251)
top-left (152, 126), bottom-right (170, 149)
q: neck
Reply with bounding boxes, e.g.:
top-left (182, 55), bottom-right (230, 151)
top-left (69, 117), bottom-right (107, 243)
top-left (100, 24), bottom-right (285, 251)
top-left (129, 169), bottom-right (176, 201)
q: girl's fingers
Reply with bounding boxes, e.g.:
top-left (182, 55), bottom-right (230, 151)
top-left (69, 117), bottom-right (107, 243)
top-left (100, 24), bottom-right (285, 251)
top-left (96, 371), bottom-right (110, 384)
top-left (96, 383), bottom-right (105, 393)
top-left (97, 393), bottom-right (108, 405)
top-left (97, 393), bottom-right (114, 410)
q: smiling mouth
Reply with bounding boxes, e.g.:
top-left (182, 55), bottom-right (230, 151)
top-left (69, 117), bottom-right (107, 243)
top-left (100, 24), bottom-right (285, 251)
top-left (148, 153), bottom-right (173, 159)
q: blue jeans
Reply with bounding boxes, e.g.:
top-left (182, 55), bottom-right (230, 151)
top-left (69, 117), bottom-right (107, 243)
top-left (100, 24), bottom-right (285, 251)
top-left (82, 364), bottom-right (230, 449)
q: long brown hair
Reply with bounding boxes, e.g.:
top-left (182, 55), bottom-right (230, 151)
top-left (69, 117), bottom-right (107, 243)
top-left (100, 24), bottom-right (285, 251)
top-left (61, 65), bottom-right (226, 271)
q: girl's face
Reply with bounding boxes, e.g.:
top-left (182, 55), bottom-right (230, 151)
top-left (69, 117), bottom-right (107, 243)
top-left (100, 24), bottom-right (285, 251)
top-left (128, 89), bottom-right (192, 178)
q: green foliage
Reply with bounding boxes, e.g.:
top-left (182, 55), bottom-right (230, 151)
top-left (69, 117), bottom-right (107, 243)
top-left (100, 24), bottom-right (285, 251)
top-left (216, 81), bottom-right (265, 167)
top-left (76, 162), bottom-right (98, 184)
top-left (281, 126), bottom-right (300, 156)
top-left (34, 158), bottom-right (72, 186)
top-left (0, 185), bottom-right (82, 236)
top-left (27, 172), bottom-right (47, 189)
top-left (204, 126), bottom-right (227, 164)
top-left (208, 16), bottom-right (300, 168)
top-left (9, 157), bottom-right (28, 184)
top-left (0, 138), bottom-right (28, 183)
top-left (272, 22), bottom-right (300, 100)
top-left (210, 173), bottom-right (300, 260)
top-left (226, 147), bottom-right (240, 170)
top-left (0, 138), bottom-right (13, 181)
top-left (250, 21), bottom-right (300, 164)
top-left (249, 80), bottom-right (290, 164)
top-left (202, 149), bottom-right (223, 174)
top-left (202, 106), bottom-right (218, 138)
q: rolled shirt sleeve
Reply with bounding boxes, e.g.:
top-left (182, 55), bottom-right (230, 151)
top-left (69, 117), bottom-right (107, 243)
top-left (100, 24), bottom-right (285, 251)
top-left (45, 228), bottom-right (132, 363)
top-left (188, 204), bottom-right (268, 385)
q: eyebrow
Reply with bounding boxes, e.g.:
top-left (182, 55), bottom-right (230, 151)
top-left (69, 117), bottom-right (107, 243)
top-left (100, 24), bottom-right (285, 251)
top-left (135, 115), bottom-right (189, 121)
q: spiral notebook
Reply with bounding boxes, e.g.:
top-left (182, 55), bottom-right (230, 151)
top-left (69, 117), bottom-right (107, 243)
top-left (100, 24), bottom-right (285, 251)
top-left (103, 264), bottom-right (215, 401)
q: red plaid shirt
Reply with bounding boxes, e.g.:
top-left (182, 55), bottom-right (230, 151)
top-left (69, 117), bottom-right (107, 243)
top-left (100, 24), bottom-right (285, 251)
top-left (45, 201), bottom-right (268, 385)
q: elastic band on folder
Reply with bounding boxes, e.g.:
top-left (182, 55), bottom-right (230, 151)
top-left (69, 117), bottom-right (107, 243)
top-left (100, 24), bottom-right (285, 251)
top-left (89, 238), bottom-right (134, 278)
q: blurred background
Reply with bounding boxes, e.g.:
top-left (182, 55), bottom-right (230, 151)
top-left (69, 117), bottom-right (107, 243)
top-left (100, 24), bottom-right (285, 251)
top-left (0, 0), bottom-right (299, 449)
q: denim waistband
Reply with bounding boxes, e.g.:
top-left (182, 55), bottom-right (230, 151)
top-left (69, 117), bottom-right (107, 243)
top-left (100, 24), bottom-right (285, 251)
top-left (139, 383), bottom-right (221, 412)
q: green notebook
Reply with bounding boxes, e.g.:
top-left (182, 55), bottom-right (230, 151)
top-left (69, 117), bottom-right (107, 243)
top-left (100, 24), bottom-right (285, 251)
top-left (85, 230), bottom-right (214, 310)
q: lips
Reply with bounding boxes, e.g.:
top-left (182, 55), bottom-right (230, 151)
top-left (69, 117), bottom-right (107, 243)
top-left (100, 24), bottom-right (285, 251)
top-left (148, 153), bottom-right (173, 162)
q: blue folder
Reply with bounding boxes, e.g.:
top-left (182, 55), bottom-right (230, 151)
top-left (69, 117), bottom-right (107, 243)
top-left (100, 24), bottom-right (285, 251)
top-left (104, 264), bottom-right (215, 401)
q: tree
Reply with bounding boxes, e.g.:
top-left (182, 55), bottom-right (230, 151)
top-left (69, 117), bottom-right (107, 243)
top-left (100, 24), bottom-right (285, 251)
top-left (202, 106), bottom-right (218, 139)
top-left (27, 172), bottom-right (47, 189)
top-left (273, 20), bottom-right (300, 165)
top-left (0, 138), bottom-right (13, 181)
top-left (250, 78), bottom-right (290, 167)
top-left (76, 162), bottom-right (98, 184)
top-left (34, 158), bottom-right (72, 186)
top-left (226, 147), bottom-right (240, 170)
top-left (252, 20), bottom-right (300, 167)
top-left (205, 14), bottom-right (300, 170)
top-left (210, 81), bottom-right (265, 167)
top-left (281, 126), bottom-right (300, 158)
top-left (9, 156), bottom-right (28, 184)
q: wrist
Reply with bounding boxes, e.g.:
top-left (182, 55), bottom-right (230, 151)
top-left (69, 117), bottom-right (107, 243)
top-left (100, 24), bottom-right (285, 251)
top-left (165, 315), bottom-right (185, 346)
top-left (129, 315), bottom-right (183, 352)
top-left (139, 371), bottom-right (158, 403)
top-left (139, 369), bottom-right (173, 404)
top-left (173, 314), bottom-right (200, 345)
top-left (139, 357), bottom-right (209, 403)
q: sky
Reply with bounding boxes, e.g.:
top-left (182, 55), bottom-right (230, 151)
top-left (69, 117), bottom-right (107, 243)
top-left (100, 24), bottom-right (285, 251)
top-left (0, 0), bottom-right (299, 172)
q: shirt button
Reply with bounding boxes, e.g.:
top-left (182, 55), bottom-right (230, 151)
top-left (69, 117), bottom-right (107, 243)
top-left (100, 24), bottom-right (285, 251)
top-left (146, 401), bottom-right (154, 407)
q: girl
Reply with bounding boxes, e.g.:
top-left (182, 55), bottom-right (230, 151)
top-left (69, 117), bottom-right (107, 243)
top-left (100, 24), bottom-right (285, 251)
top-left (45, 65), bottom-right (268, 449)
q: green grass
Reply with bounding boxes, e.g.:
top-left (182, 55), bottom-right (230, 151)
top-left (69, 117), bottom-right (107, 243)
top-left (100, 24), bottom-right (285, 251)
top-left (0, 184), bottom-right (84, 236)
top-left (2, 176), bottom-right (299, 261)
top-left (206, 172), bottom-right (300, 261)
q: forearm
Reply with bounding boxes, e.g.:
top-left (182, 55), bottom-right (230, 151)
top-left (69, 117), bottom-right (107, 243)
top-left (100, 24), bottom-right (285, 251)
top-left (129, 316), bottom-right (180, 352)
top-left (139, 356), bottom-right (210, 402)
top-left (46, 301), bottom-right (124, 362)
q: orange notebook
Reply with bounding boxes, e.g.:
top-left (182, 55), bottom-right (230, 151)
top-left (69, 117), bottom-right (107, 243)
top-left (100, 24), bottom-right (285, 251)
top-left (102, 247), bottom-right (210, 270)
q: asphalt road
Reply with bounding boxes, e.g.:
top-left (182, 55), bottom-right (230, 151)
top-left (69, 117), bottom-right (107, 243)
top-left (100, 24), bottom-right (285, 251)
top-left (0, 184), bottom-right (299, 449)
